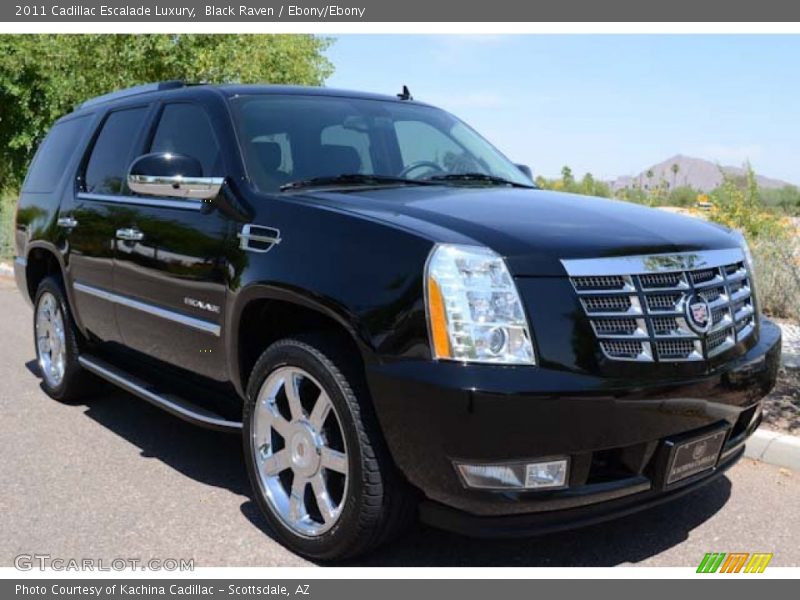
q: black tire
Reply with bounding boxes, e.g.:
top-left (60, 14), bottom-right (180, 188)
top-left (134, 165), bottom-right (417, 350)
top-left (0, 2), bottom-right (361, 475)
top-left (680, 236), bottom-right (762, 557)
top-left (243, 333), bottom-right (417, 561)
top-left (33, 276), bottom-right (97, 403)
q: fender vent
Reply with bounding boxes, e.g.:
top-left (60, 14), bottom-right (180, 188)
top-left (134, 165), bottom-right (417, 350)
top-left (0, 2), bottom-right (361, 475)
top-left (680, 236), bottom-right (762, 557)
top-left (238, 224), bottom-right (282, 253)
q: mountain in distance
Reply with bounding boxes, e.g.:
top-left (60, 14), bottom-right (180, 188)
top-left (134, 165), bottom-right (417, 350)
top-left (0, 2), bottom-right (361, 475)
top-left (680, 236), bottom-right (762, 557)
top-left (611, 154), bottom-right (794, 193)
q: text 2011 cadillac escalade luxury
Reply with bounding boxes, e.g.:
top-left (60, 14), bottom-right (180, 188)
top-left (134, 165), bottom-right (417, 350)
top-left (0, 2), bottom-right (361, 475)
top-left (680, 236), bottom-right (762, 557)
top-left (14, 81), bottom-right (781, 560)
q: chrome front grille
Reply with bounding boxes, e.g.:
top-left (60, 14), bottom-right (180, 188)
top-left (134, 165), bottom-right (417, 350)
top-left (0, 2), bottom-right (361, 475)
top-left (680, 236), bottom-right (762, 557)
top-left (562, 249), bottom-right (756, 362)
top-left (581, 295), bottom-right (636, 314)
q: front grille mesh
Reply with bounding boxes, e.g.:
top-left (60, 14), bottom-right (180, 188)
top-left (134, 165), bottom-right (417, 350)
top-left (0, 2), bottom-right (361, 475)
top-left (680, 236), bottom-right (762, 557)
top-left (600, 340), bottom-right (649, 360)
top-left (592, 318), bottom-right (641, 336)
top-left (656, 339), bottom-right (700, 360)
top-left (581, 295), bottom-right (633, 313)
top-left (573, 275), bottom-right (628, 291)
top-left (646, 293), bottom-right (682, 312)
top-left (570, 258), bottom-right (755, 362)
top-left (640, 272), bottom-right (685, 289)
top-left (651, 316), bottom-right (680, 335)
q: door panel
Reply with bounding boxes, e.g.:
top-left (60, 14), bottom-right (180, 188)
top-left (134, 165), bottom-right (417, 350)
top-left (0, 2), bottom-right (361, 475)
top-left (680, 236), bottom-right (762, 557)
top-left (113, 205), bottom-right (231, 380)
top-left (66, 106), bottom-right (151, 343)
top-left (112, 102), bottom-right (232, 381)
top-left (66, 200), bottom-right (125, 342)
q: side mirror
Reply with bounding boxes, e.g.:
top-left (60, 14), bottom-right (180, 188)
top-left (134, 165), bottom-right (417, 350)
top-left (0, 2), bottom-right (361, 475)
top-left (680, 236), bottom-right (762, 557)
top-left (516, 164), bottom-right (533, 181)
top-left (127, 152), bottom-right (223, 200)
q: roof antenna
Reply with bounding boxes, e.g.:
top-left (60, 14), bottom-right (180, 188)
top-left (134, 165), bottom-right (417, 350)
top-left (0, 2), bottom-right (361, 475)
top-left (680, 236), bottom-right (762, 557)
top-left (397, 85), bottom-right (413, 101)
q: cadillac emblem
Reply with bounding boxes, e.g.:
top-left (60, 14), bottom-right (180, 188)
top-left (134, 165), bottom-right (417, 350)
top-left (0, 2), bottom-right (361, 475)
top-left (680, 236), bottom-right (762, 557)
top-left (684, 293), bottom-right (712, 334)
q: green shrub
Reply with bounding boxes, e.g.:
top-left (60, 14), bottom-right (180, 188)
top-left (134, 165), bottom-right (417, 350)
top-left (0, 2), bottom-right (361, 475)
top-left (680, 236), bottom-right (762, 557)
top-left (751, 235), bottom-right (800, 321)
top-left (702, 166), bottom-right (800, 320)
top-left (0, 190), bottom-right (16, 261)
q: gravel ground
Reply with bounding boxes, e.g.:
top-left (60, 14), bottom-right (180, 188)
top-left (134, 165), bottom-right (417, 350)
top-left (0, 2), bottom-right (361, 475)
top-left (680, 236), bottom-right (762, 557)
top-left (761, 318), bottom-right (800, 435)
top-left (776, 319), bottom-right (800, 369)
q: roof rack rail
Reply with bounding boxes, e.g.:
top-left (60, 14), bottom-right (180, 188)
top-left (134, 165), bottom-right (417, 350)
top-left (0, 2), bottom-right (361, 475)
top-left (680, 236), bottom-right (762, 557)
top-left (79, 81), bottom-right (186, 109)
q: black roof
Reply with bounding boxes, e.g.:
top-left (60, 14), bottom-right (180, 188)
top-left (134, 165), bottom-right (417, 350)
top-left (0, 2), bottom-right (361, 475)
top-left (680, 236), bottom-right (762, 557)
top-left (77, 81), bottom-right (423, 111)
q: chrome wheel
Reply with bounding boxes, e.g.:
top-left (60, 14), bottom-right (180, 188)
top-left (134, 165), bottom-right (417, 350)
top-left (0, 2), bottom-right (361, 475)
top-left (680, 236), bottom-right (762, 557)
top-left (251, 366), bottom-right (349, 537)
top-left (36, 291), bottom-right (66, 388)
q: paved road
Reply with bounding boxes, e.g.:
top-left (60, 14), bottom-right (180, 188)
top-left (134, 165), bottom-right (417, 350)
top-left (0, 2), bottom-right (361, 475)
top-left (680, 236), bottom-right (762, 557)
top-left (1, 277), bottom-right (798, 568)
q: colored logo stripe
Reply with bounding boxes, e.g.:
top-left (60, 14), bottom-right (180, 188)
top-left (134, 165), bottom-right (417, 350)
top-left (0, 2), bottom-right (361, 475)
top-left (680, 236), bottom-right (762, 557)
top-left (697, 553), bottom-right (773, 573)
top-left (697, 553), bottom-right (726, 573)
top-left (744, 554), bottom-right (773, 573)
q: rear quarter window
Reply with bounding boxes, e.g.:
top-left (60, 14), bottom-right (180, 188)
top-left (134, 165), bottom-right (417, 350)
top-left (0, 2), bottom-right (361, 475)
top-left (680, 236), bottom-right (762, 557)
top-left (84, 107), bottom-right (149, 195)
top-left (22, 115), bottom-right (91, 193)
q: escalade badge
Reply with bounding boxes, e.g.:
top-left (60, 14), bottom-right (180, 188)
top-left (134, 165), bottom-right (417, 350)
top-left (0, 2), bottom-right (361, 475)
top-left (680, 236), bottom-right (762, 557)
top-left (685, 294), bottom-right (712, 334)
top-left (184, 297), bottom-right (220, 314)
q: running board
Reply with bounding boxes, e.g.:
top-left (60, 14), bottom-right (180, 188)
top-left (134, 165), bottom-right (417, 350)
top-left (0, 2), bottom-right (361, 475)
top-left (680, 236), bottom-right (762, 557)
top-left (78, 355), bottom-right (242, 432)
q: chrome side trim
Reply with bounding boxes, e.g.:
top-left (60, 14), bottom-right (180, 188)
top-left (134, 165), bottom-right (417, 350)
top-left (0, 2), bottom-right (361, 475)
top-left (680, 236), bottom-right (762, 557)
top-left (77, 192), bottom-right (204, 211)
top-left (561, 248), bottom-right (745, 277)
top-left (73, 282), bottom-right (221, 336)
top-left (78, 355), bottom-right (241, 432)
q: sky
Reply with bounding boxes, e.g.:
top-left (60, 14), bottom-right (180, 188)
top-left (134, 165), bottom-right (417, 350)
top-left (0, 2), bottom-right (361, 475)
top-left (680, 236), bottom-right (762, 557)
top-left (325, 35), bottom-right (800, 184)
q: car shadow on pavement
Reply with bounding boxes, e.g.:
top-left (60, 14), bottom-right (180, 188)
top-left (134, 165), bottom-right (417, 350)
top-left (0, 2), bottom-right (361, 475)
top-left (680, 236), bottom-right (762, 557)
top-left (239, 476), bottom-right (732, 567)
top-left (55, 364), bottom-right (732, 568)
top-left (76, 385), bottom-right (251, 497)
top-left (345, 477), bottom-right (732, 566)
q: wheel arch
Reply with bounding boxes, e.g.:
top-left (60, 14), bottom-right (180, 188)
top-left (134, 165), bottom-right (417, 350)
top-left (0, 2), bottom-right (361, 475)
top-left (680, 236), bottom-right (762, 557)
top-left (24, 242), bottom-right (67, 301)
top-left (228, 284), bottom-right (375, 398)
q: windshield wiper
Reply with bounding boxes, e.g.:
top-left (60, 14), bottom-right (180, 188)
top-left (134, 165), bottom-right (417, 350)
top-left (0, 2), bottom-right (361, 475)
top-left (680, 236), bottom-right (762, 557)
top-left (423, 172), bottom-right (535, 188)
top-left (280, 173), bottom-right (438, 191)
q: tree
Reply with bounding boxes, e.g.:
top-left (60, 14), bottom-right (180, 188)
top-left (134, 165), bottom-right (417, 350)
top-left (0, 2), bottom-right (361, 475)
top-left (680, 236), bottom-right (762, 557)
top-left (0, 34), bottom-right (334, 188)
top-left (670, 163), bottom-right (680, 189)
top-left (645, 168), bottom-right (654, 190)
top-left (560, 165), bottom-right (574, 187)
top-left (581, 172), bottom-right (595, 192)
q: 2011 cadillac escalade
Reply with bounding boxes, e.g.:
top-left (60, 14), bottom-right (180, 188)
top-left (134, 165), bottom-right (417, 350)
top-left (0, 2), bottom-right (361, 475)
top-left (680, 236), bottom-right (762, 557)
top-left (13, 81), bottom-right (781, 561)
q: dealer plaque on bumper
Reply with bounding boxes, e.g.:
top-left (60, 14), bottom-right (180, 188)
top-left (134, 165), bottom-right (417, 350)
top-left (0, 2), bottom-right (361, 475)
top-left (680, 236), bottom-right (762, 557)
top-left (666, 429), bottom-right (727, 485)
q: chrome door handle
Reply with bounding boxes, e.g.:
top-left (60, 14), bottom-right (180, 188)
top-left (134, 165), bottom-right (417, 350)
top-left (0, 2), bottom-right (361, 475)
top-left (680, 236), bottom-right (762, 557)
top-left (57, 216), bottom-right (78, 228)
top-left (115, 228), bottom-right (144, 242)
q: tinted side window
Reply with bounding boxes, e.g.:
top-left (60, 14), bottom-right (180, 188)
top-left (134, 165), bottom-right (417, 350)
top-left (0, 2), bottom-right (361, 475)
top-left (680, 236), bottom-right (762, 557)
top-left (84, 107), bottom-right (149, 195)
top-left (23, 116), bottom-right (91, 193)
top-left (149, 104), bottom-right (222, 176)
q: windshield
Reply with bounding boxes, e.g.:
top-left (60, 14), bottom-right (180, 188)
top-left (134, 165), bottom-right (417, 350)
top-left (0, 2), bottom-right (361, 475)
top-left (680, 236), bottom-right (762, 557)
top-left (229, 94), bottom-right (533, 192)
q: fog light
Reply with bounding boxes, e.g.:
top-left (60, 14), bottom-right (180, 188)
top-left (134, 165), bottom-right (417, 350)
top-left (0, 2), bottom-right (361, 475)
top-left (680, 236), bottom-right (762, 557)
top-left (525, 460), bottom-right (568, 489)
top-left (456, 458), bottom-right (569, 490)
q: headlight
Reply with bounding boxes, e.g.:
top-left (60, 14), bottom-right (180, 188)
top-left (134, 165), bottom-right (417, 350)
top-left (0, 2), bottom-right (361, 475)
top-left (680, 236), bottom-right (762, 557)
top-left (425, 244), bottom-right (536, 365)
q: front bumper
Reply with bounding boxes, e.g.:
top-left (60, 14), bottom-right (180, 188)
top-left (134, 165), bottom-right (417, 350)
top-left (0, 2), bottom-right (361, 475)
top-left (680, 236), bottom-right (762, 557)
top-left (419, 446), bottom-right (743, 538)
top-left (366, 317), bottom-right (781, 531)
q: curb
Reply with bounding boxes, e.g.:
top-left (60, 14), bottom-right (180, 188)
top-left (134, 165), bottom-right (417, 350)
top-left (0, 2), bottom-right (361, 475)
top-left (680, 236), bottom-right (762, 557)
top-left (745, 428), bottom-right (800, 472)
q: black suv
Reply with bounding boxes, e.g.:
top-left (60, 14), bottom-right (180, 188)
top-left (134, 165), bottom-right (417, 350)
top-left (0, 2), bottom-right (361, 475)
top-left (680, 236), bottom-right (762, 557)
top-left (14, 81), bottom-right (781, 561)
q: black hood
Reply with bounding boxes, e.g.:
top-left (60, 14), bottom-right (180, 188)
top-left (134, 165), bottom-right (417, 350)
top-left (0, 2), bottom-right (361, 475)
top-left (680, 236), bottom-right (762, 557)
top-left (300, 186), bottom-right (739, 276)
